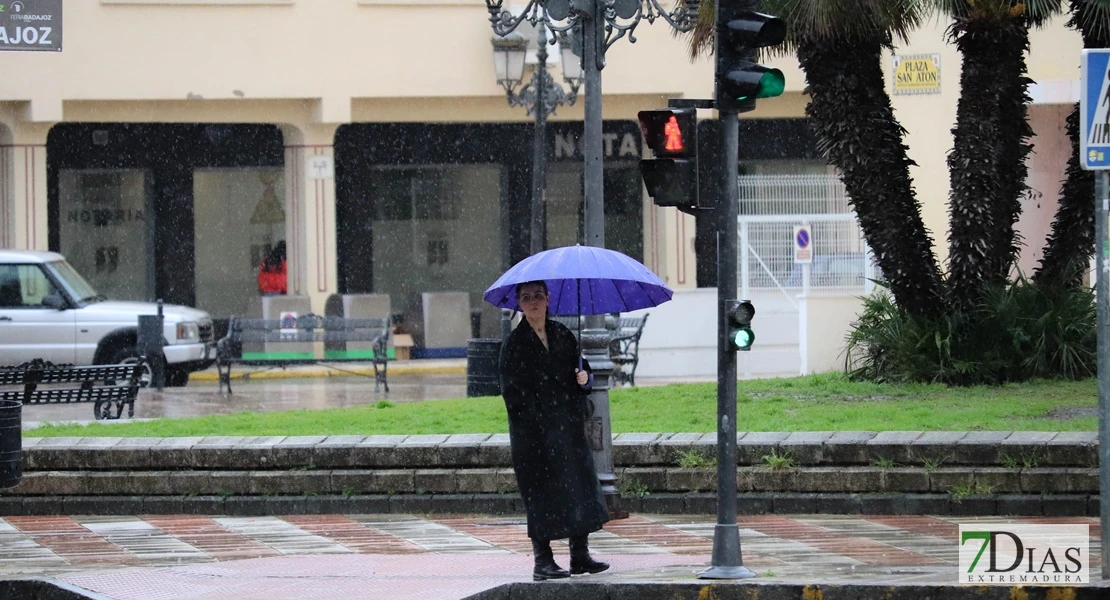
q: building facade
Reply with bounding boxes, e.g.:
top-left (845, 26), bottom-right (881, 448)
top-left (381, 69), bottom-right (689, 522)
top-left (0, 1), bottom-right (1084, 364)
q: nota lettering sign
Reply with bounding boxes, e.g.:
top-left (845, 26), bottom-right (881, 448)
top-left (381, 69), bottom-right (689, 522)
top-left (893, 54), bottom-right (940, 95)
top-left (0, 0), bottom-right (62, 52)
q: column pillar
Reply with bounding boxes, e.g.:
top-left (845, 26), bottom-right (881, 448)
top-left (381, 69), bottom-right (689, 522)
top-left (280, 124), bottom-right (340, 314)
top-left (0, 125), bottom-right (49, 250)
top-left (645, 199), bottom-right (698, 290)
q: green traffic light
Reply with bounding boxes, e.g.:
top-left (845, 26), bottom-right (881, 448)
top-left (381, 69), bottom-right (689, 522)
top-left (732, 328), bottom-right (755, 350)
top-left (757, 69), bottom-right (785, 99)
top-left (726, 67), bottom-right (786, 103)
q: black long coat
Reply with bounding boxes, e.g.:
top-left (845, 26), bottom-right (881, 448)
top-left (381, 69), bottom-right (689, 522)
top-left (499, 318), bottom-right (610, 540)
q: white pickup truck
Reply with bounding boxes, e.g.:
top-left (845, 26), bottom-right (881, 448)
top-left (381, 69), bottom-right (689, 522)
top-left (0, 250), bottom-right (215, 386)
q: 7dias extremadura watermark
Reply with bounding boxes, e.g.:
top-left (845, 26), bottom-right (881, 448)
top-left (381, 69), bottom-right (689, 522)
top-left (959, 524), bottom-right (1089, 585)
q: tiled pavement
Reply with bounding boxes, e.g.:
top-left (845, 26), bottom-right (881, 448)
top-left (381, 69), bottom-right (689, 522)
top-left (0, 514), bottom-right (1102, 599)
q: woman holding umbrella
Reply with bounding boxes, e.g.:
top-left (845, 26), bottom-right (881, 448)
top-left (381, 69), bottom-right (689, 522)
top-left (499, 280), bottom-right (611, 581)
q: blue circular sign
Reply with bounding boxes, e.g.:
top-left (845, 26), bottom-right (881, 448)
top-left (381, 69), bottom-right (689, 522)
top-left (796, 228), bottom-right (810, 248)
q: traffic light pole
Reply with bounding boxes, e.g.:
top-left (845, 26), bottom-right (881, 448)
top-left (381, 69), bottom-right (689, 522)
top-left (699, 107), bottom-right (754, 580)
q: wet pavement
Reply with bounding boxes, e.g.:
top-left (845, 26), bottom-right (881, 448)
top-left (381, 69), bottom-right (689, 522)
top-left (21, 360), bottom-right (470, 425)
top-left (0, 513), bottom-right (1102, 599)
top-left (21, 359), bottom-right (711, 426)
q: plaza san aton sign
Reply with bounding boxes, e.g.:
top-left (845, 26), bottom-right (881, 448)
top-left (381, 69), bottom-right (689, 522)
top-left (0, 0), bottom-right (61, 52)
top-left (893, 53), bottom-right (940, 95)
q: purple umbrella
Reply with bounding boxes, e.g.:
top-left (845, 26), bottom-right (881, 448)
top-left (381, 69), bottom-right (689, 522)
top-left (484, 244), bottom-right (673, 315)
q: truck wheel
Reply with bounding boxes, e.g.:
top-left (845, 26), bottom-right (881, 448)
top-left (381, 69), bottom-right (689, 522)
top-left (166, 368), bottom-right (190, 387)
top-left (106, 346), bottom-right (154, 388)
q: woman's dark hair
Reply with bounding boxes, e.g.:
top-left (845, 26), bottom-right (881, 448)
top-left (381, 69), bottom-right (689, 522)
top-left (262, 241), bottom-right (286, 272)
top-left (515, 280), bottom-right (548, 299)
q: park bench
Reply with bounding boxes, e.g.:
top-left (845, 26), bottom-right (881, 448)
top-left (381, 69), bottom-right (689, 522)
top-left (0, 358), bottom-right (144, 420)
top-left (550, 313), bottom-right (649, 387)
top-left (216, 313), bottom-right (392, 394)
top-left (609, 314), bottom-right (649, 387)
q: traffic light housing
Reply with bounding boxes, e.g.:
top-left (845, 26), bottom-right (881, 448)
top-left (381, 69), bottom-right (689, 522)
top-left (637, 108), bottom-right (698, 208)
top-left (715, 0), bottom-right (786, 112)
top-left (727, 299), bottom-right (755, 351)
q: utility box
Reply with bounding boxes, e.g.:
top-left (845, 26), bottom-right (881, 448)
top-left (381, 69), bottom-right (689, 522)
top-left (422, 291), bottom-right (470, 353)
top-left (246, 295), bottom-right (313, 357)
top-left (324, 293), bottom-right (393, 359)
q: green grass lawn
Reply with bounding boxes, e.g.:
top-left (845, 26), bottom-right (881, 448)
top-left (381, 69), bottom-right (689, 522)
top-left (26, 373), bottom-right (1098, 437)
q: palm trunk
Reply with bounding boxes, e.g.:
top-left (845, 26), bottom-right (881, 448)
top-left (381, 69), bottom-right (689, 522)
top-left (991, 24), bottom-right (1034, 281)
top-left (799, 33), bottom-right (944, 318)
top-left (946, 18), bottom-right (1013, 311)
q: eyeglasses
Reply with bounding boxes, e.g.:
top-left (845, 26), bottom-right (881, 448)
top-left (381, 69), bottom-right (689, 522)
top-left (519, 292), bottom-right (547, 303)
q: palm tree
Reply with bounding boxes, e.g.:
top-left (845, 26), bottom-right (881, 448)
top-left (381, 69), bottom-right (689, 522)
top-left (684, 0), bottom-right (945, 318)
top-left (938, 0), bottom-right (1061, 311)
top-left (1035, 0), bottom-right (1110, 288)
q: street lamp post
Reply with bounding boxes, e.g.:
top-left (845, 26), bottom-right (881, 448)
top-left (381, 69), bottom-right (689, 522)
top-left (491, 25), bottom-right (583, 254)
top-left (486, 0), bottom-right (700, 518)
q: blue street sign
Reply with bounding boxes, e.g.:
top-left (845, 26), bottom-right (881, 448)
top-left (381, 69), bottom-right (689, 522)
top-left (1081, 49), bottom-right (1110, 170)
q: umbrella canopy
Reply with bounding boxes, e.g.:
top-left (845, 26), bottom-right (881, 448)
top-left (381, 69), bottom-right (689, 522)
top-left (484, 245), bottom-right (673, 315)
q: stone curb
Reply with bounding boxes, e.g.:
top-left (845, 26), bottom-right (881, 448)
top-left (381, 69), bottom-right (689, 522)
top-left (0, 492), bottom-right (1096, 517)
top-left (19, 431), bottom-right (1099, 470)
top-left (0, 578), bottom-right (111, 600)
top-left (465, 582), bottom-right (1108, 600)
top-left (188, 362), bottom-right (466, 382)
top-left (5, 466), bottom-right (1096, 497)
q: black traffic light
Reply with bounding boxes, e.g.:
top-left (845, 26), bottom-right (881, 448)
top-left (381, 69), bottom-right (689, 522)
top-left (637, 108), bottom-right (697, 208)
top-left (727, 299), bottom-right (755, 351)
top-left (715, 0), bottom-right (786, 112)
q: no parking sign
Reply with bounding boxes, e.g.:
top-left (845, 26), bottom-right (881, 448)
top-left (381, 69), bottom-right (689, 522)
top-left (794, 225), bottom-right (812, 264)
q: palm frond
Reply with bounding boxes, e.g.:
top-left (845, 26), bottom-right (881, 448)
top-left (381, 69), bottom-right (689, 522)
top-left (681, 0), bottom-right (930, 61)
top-left (1069, 0), bottom-right (1110, 44)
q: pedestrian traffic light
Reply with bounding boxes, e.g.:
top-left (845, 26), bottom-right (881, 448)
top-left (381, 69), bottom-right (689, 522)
top-left (715, 0), bottom-right (786, 112)
top-left (637, 108), bottom-right (697, 208)
top-left (726, 299), bottom-right (755, 351)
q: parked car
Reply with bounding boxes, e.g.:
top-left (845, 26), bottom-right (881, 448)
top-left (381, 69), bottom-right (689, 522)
top-left (0, 250), bottom-right (214, 386)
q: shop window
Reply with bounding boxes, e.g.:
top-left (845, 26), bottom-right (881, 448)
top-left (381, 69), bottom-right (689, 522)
top-left (370, 165), bottom-right (502, 335)
top-left (193, 168), bottom-right (285, 319)
top-left (374, 169), bottom-right (459, 222)
top-left (57, 170), bottom-right (152, 302)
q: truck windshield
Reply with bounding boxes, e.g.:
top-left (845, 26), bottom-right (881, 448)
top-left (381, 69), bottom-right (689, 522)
top-left (44, 260), bottom-right (103, 304)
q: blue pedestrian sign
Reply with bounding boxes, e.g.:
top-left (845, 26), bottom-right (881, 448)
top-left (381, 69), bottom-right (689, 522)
top-left (1081, 49), bottom-right (1110, 170)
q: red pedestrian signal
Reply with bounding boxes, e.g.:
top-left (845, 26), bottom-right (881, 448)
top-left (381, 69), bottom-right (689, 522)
top-left (638, 108), bottom-right (696, 158)
top-left (637, 108), bottom-right (699, 209)
top-left (664, 116), bottom-right (685, 153)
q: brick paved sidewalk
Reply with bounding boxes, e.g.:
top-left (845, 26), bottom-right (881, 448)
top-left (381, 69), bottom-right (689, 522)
top-left (0, 514), bottom-right (1102, 599)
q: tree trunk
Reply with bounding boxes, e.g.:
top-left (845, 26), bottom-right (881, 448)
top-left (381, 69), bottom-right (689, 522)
top-left (799, 34), bottom-right (944, 318)
top-left (990, 24), bottom-right (1034, 281)
top-left (946, 18), bottom-right (1012, 311)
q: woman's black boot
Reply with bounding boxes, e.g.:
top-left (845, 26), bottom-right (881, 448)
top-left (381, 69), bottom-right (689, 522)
top-left (569, 534), bottom-right (610, 575)
top-left (532, 538), bottom-right (570, 581)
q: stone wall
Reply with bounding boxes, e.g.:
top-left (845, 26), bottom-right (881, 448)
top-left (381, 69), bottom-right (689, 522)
top-left (0, 431), bottom-right (1096, 516)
